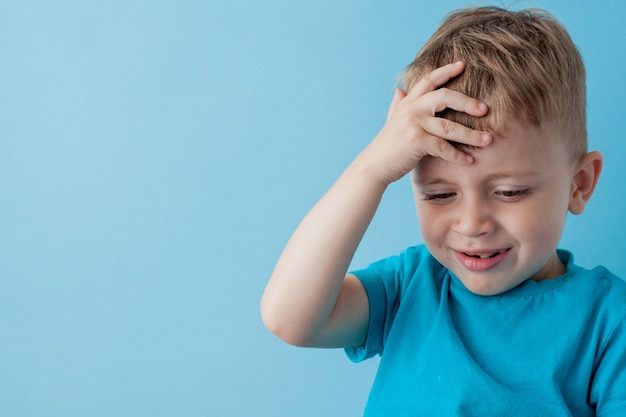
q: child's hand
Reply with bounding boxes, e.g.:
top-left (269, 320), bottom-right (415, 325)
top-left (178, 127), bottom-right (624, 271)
top-left (359, 61), bottom-right (491, 185)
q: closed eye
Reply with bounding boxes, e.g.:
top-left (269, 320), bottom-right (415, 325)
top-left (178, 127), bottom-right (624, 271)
top-left (495, 189), bottom-right (531, 201)
top-left (422, 192), bottom-right (456, 202)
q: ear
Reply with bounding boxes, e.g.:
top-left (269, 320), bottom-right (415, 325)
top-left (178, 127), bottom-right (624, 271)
top-left (568, 151), bottom-right (603, 215)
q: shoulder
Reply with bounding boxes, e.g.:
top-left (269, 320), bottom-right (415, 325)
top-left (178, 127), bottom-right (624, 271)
top-left (560, 250), bottom-right (626, 294)
top-left (590, 265), bottom-right (626, 298)
top-left (569, 257), bottom-right (626, 308)
top-left (587, 265), bottom-right (626, 333)
top-left (563, 254), bottom-right (626, 342)
top-left (398, 244), bottom-right (441, 269)
top-left (353, 244), bottom-right (440, 275)
top-left (575, 265), bottom-right (626, 413)
top-left (350, 244), bottom-right (448, 307)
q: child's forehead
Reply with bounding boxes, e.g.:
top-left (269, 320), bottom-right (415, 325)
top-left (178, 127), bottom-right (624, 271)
top-left (416, 123), bottom-right (569, 183)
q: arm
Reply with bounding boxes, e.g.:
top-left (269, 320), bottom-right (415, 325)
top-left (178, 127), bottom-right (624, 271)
top-left (261, 62), bottom-right (491, 348)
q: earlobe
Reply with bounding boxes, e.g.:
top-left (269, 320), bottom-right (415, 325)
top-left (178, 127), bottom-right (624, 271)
top-left (569, 151), bottom-right (603, 215)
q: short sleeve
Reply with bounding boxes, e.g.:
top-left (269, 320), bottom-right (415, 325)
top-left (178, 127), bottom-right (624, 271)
top-left (344, 253), bottom-right (404, 363)
top-left (344, 275), bottom-right (387, 362)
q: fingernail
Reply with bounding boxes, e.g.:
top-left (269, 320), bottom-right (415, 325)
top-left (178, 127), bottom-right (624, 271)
top-left (481, 133), bottom-right (491, 144)
top-left (456, 60), bottom-right (464, 66)
top-left (478, 102), bottom-right (488, 112)
top-left (465, 154), bottom-right (474, 163)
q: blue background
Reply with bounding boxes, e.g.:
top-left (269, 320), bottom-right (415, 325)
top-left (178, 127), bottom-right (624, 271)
top-left (2, 0), bottom-right (625, 416)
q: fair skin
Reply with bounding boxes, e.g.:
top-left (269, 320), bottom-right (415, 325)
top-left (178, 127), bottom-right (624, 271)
top-left (413, 119), bottom-right (602, 296)
top-left (260, 61), bottom-right (602, 349)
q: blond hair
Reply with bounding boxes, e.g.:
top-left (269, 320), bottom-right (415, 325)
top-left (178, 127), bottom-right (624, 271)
top-left (401, 6), bottom-right (586, 160)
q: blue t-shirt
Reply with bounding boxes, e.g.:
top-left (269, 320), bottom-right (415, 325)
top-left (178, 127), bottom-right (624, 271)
top-left (346, 245), bottom-right (626, 416)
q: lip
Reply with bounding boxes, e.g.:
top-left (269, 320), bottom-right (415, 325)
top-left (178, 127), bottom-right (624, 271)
top-left (454, 248), bottom-right (511, 271)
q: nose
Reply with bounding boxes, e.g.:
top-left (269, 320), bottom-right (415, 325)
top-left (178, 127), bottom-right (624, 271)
top-left (452, 197), bottom-right (495, 238)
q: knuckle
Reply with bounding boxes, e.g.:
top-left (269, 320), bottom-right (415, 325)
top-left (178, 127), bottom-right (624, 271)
top-left (441, 118), bottom-right (457, 135)
top-left (438, 138), bottom-right (452, 154)
top-left (421, 72), bottom-right (438, 89)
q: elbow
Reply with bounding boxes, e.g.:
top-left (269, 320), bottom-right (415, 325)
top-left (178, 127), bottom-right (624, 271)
top-left (260, 297), bottom-right (314, 347)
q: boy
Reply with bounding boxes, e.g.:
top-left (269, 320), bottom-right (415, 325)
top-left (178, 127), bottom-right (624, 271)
top-left (261, 6), bottom-right (626, 416)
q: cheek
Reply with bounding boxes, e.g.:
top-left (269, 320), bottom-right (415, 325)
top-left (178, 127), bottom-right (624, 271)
top-left (507, 200), bottom-right (567, 248)
top-left (416, 205), bottom-right (449, 242)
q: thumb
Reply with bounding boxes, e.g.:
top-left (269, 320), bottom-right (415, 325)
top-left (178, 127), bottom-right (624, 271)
top-left (386, 88), bottom-right (407, 121)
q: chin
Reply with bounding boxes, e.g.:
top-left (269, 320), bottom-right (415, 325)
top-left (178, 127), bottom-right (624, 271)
top-left (464, 284), bottom-right (503, 296)
top-left (458, 275), bottom-right (518, 296)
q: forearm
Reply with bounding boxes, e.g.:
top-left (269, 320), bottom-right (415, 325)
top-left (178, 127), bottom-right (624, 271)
top-left (261, 156), bottom-right (387, 347)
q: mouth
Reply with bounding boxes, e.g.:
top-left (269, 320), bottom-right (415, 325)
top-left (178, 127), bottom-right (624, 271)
top-left (462, 249), bottom-right (509, 259)
top-left (455, 248), bottom-right (511, 271)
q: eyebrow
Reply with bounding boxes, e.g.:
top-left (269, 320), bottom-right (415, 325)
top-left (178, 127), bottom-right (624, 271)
top-left (416, 170), bottom-right (542, 186)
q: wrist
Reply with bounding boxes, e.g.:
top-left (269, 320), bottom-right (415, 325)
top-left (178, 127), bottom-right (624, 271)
top-left (343, 154), bottom-right (393, 193)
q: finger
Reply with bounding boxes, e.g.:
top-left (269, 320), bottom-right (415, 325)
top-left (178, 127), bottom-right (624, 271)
top-left (417, 88), bottom-right (491, 147)
top-left (423, 117), bottom-right (492, 148)
top-left (386, 88), bottom-right (407, 121)
top-left (408, 88), bottom-right (492, 146)
top-left (428, 88), bottom-right (489, 118)
top-left (408, 61), bottom-right (466, 98)
top-left (421, 135), bottom-right (477, 165)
